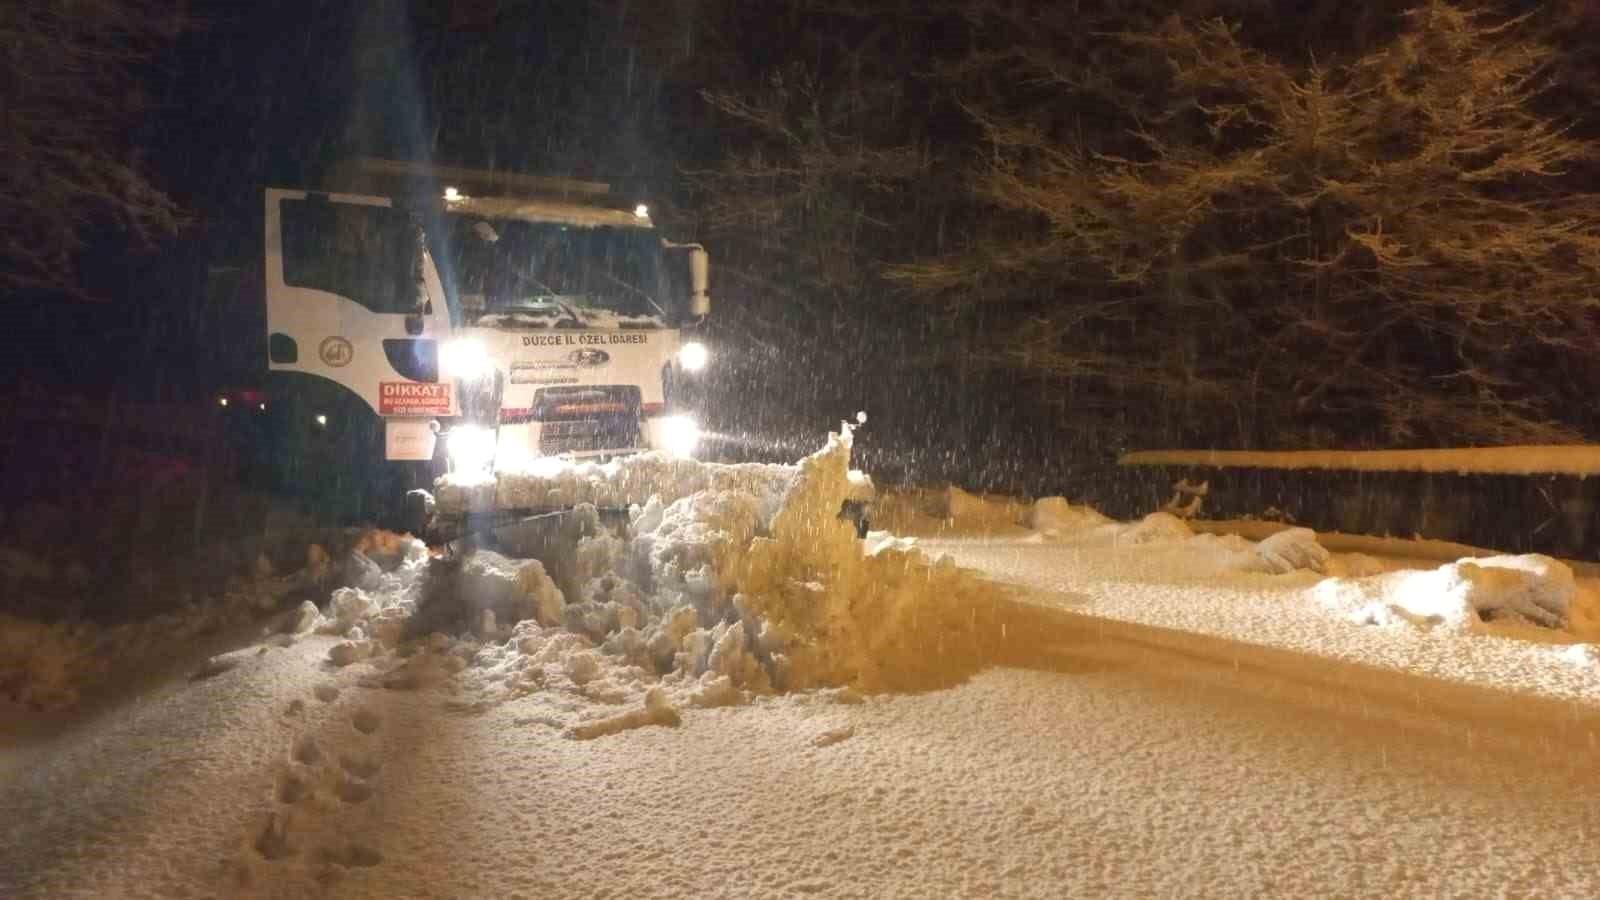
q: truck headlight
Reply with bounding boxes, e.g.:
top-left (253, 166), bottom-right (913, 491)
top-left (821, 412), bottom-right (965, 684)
top-left (447, 425), bottom-right (497, 472)
top-left (660, 415), bottom-right (701, 459)
top-left (678, 341), bottom-right (709, 372)
top-left (441, 338), bottom-right (491, 380)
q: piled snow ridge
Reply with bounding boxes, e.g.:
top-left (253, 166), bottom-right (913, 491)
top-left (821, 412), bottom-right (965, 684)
top-left (315, 425), bottom-right (999, 736)
top-left (468, 426), bottom-right (990, 699)
top-left (1312, 554), bottom-right (1575, 631)
top-left (1115, 511), bottom-right (1195, 546)
top-left (0, 616), bottom-right (105, 710)
top-left (1252, 527), bottom-right (1331, 575)
top-left (0, 572), bottom-right (306, 711)
top-left (0, 528), bottom-right (438, 711)
top-left (1019, 500), bottom-right (1397, 581)
top-left (1028, 497), bottom-right (1113, 536)
top-left (941, 486), bottom-right (1026, 525)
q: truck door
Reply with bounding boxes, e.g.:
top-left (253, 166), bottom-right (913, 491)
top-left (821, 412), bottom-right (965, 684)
top-left (263, 189), bottom-right (453, 419)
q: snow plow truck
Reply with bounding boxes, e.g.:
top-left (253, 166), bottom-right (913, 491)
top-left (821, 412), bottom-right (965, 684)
top-left (245, 158), bottom-right (712, 532)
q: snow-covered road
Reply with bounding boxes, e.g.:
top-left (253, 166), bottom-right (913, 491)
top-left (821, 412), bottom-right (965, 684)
top-left (5, 575), bottom-right (1600, 899)
top-left (925, 534), bottom-right (1600, 704)
top-left (7, 435), bottom-right (1600, 898)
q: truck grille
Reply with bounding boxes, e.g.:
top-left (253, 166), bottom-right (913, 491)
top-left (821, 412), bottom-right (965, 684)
top-left (539, 419), bottom-right (639, 455)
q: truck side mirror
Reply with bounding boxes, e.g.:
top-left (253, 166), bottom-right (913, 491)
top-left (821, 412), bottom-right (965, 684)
top-left (688, 246), bottom-right (710, 317)
top-left (663, 240), bottom-right (711, 320)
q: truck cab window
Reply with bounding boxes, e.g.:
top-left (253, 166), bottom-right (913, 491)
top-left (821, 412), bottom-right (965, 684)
top-left (445, 217), bottom-right (666, 326)
top-left (281, 198), bottom-right (419, 315)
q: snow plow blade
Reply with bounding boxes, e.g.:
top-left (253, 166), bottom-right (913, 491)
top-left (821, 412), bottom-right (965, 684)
top-left (419, 505), bottom-right (631, 605)
top-left (424, 451), bottom-right (877, 543)
top-left (416, 438), bottom-right (876, 554)
top-left (424, 505), bottom-right (630, 554)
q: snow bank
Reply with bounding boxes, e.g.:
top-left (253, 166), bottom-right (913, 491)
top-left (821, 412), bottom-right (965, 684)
top-left (287, 425), bottom-right (1006, 736)
top-left (940, 486), bottom-right (1026, 525)
top-left (1253, 527), bottom-right (1331, 575)
top-left (1024, 499), bottom-right (1399, 584)
top-left (1313, 554), bottom-right (1575, 630)
top-left (1117, 512), bottom-right (1195, 546)
top-left (0, 590), bottom-right (270, 711)
top-left (1028, 497), bottom-right (1112, 535)
top-left (457, 426), bottom-right (991, 706)
top-left (960, 489), bottom-right (1590, 642)
top-left (0, 531), bottom-right (433, 711)
top-left (0, 616), bottom-right (103, 709)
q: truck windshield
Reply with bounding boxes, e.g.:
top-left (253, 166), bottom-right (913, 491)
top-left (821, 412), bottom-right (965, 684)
top-left (449, 219), bottom-right (665, 328)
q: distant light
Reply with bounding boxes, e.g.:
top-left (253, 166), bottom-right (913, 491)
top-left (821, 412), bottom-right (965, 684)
top-left (218, 396), bottom-right (229, 407)
top-left (856, 411), bottom-right (867, 424)
top-left (315, 414), bottom-right (328, 427)
top-left (444, 186), bottom-right (462, 202)
top-left (634, 204), bottom-right (649, 219)
top-left (259, 403), bottom-right (267, 412)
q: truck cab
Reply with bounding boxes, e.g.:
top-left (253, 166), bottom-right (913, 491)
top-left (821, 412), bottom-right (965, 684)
top-left (259, 159), bottom-right (710, 523)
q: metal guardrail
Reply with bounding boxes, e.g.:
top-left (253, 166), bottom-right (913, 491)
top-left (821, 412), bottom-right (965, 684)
top-left (1119, 445), bottom-right (1600, 477)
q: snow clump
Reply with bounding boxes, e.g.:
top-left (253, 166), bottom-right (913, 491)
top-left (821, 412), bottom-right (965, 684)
top-left (1028, 497), bottom-right (1112, 536)
top-left (414, 424), bottom-right (1001, 734)
top-left (1312, 554), bottom-right (1574, 631)
top-left (1559, 643), bottom-right (1598, 668)
top-left (1116, 512), bottom-right (1195, 545)
top-left (1252, 527), bottom-right (1331, 575)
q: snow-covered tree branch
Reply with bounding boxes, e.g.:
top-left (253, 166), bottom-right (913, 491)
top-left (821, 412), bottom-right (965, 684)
top-left (0, 0), bottom-right (187, 296)
top-left (893, 1), bottom-right (1600, 447)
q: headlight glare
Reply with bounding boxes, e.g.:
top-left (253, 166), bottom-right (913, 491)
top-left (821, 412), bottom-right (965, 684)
top-left (441, 338), bottom-right (492, 380)
top-left (447, 425), bottom-right (497, 472)
top-left (678, 341), bottom-right (709, 372)
top-left (660, 415), bottom-right (701, 459)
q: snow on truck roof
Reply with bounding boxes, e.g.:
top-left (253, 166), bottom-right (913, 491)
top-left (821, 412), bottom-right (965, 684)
top-left (1120, 445), bottom-right (1600, 477)
top-left (327, 157), bottom-right (654, 229)
top-left (444, 194), bottom-right (653, 230)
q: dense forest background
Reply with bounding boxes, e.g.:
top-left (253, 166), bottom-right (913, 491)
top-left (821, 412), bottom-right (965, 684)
top-left (8, 0), bottom-right (1600, 493)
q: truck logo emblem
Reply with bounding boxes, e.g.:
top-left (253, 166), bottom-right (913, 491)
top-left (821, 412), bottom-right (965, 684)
top-left (319, 336), bottom-right (354, 367)
top-left (567, 348), bottom-right (609, 367)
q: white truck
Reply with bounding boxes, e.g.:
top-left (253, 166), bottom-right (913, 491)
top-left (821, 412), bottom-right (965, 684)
top-left (256, 158), bottom-right (711, 526)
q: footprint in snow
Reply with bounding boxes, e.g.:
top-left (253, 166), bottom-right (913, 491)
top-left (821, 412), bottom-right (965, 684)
top-left (351, 708), bottom-right (382, 735)
top-left (254, 812), bottom-right (294, 861)
top-left (276, 771), bottom-right (309, 804)
top-left (314, 684), bottom-right (340, 703)
top-left (812, 726), bottom-right (856, 748)
top-left (292, 735), bottom-right (322, 766)
top-left (335, 775), bottom-right (375, 804)
top-left (318, 842), bottom-right (383, 868)
top-left (339, 752), bottom-right (382, 779)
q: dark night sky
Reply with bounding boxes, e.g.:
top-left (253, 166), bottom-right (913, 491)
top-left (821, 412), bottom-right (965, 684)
top-left (12, 0), bottom-right (1600, 490)
top-left (11, 2), bottom-right (682, 393)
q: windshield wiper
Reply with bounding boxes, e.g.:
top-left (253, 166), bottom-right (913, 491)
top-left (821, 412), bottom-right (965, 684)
top-left (496, 267), bottom-right (586, 326)
top-left (596, 270), bottom-right (668, 318)
top-left (549, 297), bottom-right (585, 327)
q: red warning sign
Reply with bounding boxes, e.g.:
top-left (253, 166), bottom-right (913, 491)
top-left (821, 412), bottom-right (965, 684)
top-left (379, 382), bottom-right (452, 416)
